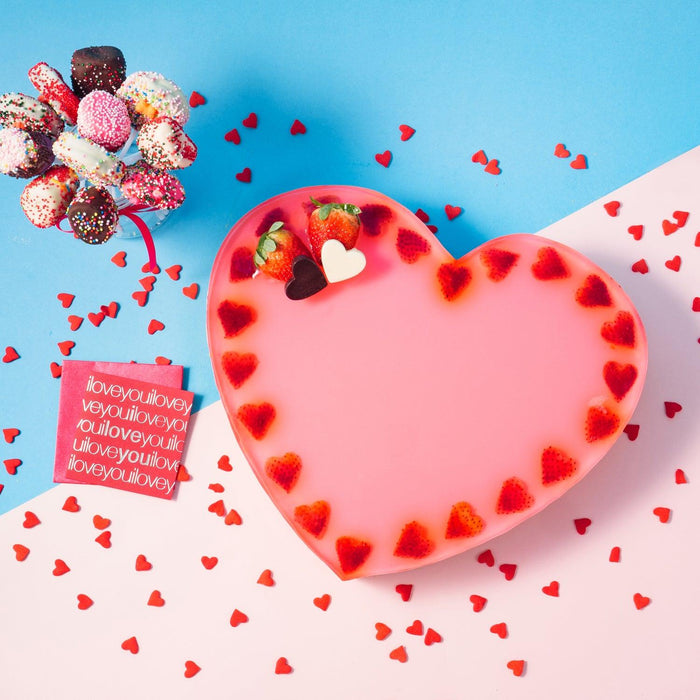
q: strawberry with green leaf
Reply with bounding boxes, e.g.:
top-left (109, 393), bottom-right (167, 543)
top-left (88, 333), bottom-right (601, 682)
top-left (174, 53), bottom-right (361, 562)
top-left (254, 221), bottom-right (311, 282)
top-left (308, 197), bottom-right (362, 261)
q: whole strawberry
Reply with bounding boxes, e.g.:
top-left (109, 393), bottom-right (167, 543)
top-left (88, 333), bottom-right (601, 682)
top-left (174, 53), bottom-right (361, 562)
top-left (308, 197), bottom-right (362, 261)
top-left (254, 221), bottom-right (311, 282)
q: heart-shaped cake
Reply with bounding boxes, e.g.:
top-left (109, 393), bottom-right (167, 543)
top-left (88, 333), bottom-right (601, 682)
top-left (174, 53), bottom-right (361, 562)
top-left (207, 186), bottom-right (647, 579)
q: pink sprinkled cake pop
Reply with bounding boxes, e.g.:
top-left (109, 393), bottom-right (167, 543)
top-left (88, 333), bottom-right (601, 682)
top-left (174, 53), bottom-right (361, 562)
top-left (77, 90), bottom-right (131, 152)
top-left (121, 160), bottom-right (185, 210)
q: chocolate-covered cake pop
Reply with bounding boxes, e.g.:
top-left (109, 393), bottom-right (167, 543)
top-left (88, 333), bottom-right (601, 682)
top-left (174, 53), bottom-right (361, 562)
top-left (0, 127), bottom-right (54, 178)
top-left (67, 186), bottom-right (119, 244)
top-left (71, 46), bottom-right (126, 98)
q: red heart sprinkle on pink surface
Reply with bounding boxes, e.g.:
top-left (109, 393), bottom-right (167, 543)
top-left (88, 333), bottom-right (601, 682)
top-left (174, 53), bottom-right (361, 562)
top-left (694, 297), bottom-right (700, 312)
top-left (603, 362), bottom-right (638, 401)
top-left (395, 583), bottom-right (413, 601)
top-left (631, 259), bottom-right (649, 274)
top-left (230, 609), bottom-right (249, 626)
top-left (531, 246), bottom-right (570, 280)
top-left (121, 637), bottom-right (139, 654)
top-left (147, 590), bottom-right (165, 607)
top-left (235, 167), bottom-right (252, 183)
top-left (673, 210), bottom-right (689, 227)
top-left (554, 143), bottom-right (570, 158)
top-left (275, 657), bottom-right (292, 674)
top-left (132, 290), bottom-right (149, 307)
top-left (93, 515), bottom-right (111, 529)
top-left (499, 563), bottom-right (517, 581)
top-left (399, 124), bottom-right (415, 141)
top-left (77, 594), bottom-right (93, 610)
top-left (67, 315), bottom-right (83, 331)
top-left (23, 511), bottom-right (40, 528)
top-left (183, 283), bottom-right (199, 299)
top-left (4, 459), bottom-right (21, 475)
top-left (201, 556), bottom-right (218, 570)
top-left (3, 428), bottom-right (19, 443)
top-left (290, 119), bottom-right (306, 135)
top-left (472, 149), bottom-right (488, 164)
top-left (497, 477), bottom-right (534, 514)
top-left (570, 154), bottom-right (587, 169)
top-left (57, 341), bottom-right (75, 356)
top-left (375, 622), bottom-right (392, 640)
top-left (675, 469), bottom-right (687, 484)
top-left (184, 661), bottom-right (201, 678)
top-left (490, 622), bottom-right (508, 638)
top-left (165, 264), bottom-right (182, 280)
top-left (111, 250), bottom-right (126, 267)
top-left (662, 219), bottom-right (678, 235)
top-left (574, 517), bottom-right (592, 534)
top-left (313, 594), bottom-right (331, 611)
top-left (95, 531), bottom-right (111, 548)
top-left (424, 628), bottom-right (442, 645)
top-left (695, 232), bottom-right (700, 247)
top-left (438, 262), bottom-right (471, 302)
top-left (189, 91), bottom-right (205, 107)
top-left (218, 455), bottom-right (233, 472)
top-left (445, 204), bottom-right (462, 220)
top-left (665, 255), bottom-right (681, 271)
top-left (389, 646), bottom-right (408, 663)
top-left (176, 463), bottom-right (190, 481)
top-left (375, 150), bottom-right (392, 167)
top-left (12, 544), bottom-right (29, 561)
top-left (576, 275), bottom-right (612, 307)
top-left (3, 346), bottom-right (19, 362)
top-left (664, 401), bottom-right (682, 418)
top-left (601, 311), bottom-right (636, 348)
top-left (50, 362), bottom-right (62, 378)
top-left (469, 594), bottom-right (487, 612)
top-left (406, 619), bottom-right (424, 635)
top-left (156, 356), bottom-right (172, 365)
top-left (87, 311), bottom-right (104, 327)
top-left (394, 521), bottom-right (435, 559)
top-left (135, 554), bottom-right (152, 571)
top-left (57, 292), bottom-right (75, 308)
top-left (237, 402), bottom-right (276, 439)
top-left (542, 580), bottom-right (560, 597)
top-left (623, 424), bottom-right (640, 441)
top-left (633, 593), bottom-right (651, 610)
top-left (53, 559), bottom-right (70, 576)
top-left (209, 483), bottom-right (224, 493)
top-left (224, 128), bottom-right (241, 144)
top-left (507, 660), bottom-right (525, 676)
top-left (653, 507), bottom-right (671, 523)
top-left (148, 319), bottom-right (165, 335)
top-left (477, 549), bottom-right (495, 567)
top-left (242, 112), bottom-right (257, 128)
top-left (222, 352), bottom-right (258, 389)
top-left (609, 546), bottom-right (621, 563)
top-left (208, 499), bottom-right (225, 516)
top-left (627, 225), bottom-right (644, 240)
top-left (257, 569), bottom-right (275, 586)
top-left (604, 201), bottom-right (620, 216)
top-left (484, 159), bottom-right (501, 175)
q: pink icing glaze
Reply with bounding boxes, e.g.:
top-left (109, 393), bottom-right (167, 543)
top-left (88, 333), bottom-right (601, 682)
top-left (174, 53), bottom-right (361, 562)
top-left (121, 161), bottom-right (185, 209)
top-left (206, 186), bottom-right (648, 579)
top-left (77, 90), bottom-right (131, 151)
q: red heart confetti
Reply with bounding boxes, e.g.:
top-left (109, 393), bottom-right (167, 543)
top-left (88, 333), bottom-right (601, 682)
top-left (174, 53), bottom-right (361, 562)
top-left (507, 660), bottom-right (525, 677)
top-left (415, 208), bottom-right (430, 223)
top-left (3, 346), bottom-right (19, 362)
top-left (499, 563), bottom-right (517, 581)
top-left (140, 275), bottom-right (156, 291)
top-left (472, 149), bottom-right (488, 164)
top-left (662, 219), bottom-right (678, 235)
top-left (444, 204), bottom-right (462, 220)
top-left (574, 517), bottom-right (592, 535)
top-left (230, 609), bottom-right (249, 627)
top-left (101, 301), bottom-right (118, 318)
top-left (257, 569), bottom-right (275, 586)
top-left (623, 424), bottom-right (640, 441)
top-left (142, 262), bottom-right (160, 274)
top-left (313, 594), bottom-right (331, 611)
top-left (209, 483), bottom-right (224, 493)
top-left (235, 167), bottom-right (252, 183)
top-left (176, 463), bottom-right (190, 481)
top-left (490, 622), bottom-right (508, 638)
top-left (395, 583), bottom-right (413, 602)
top-left (218, 455), bottom-right (233, 472)
top-left (189, 91), bottom-right (205, 107)
top-left (147, 590), bottom-right (165, 607)
top-left (53, 559), bottom-right (70, 576)
top-left (290, 119), bottom-right (306, 135)
top-left (375, 150), bottom-right (392, 167)
top-left (627, 225), bottom-right (643, 240)
top-left (484, 159), bottom-right (501, 175)
top-left (3, 428), bottom-right (19, 443)
top-left (184, 661), bottom-right (201, 678)
top-left (87, 311), bottom-right (105, 327)
top-left (275, 657), bottom-right (292, 675)
top-left (50, 362), bottom-right (62, 378)
top-left (12, 544), bottom-right (29, 561)
top-left (111, 250), bottom-right (126, 267)
top-left (57, 341), bottom-right (75, 356)
top-left (155, 356), bottom-right (172, 365)
top-left (554, 143), bottom-right (570, 158)
top-left (695, 232), bottom-right (700, 247)
top-left (23, 511), bottom-right (40, 528)
top-left (165, 265), bottom-right (182, 280)
top-left (675, 469), bottom-right (687, 484)
top-left (424, 628), bottom-right (442, 645)
top-left (664, 401), bottom-right (682, 418)
top-left (633, 593), bottom-right (651, 610)
top-left (148, 319), bottom-right (165, 335)
top-left (135, 554), bottom-right (152, 571)
top-left (469, 594), bottom-right (487, 612)
top-left (653, 507), bottom-right (671, 523)
top-left (389, 646), bottom-right (408, 663)
top-left (604, 201), bottom-right (620, 216)
top-left (4, 459), bottom-right (21, 475)
top-left (121, 637), bottom-right (139, 654)
top-left (208, 499), bottom-right (225, 516)
top-left (673, 210), bottom-right (689, 227)
top-left (477, 549), bottom-right (495, 567)
top-left (399, 124), bottom-right (415, 141)
top-left (183, 283), bottom-right (199, 299)
top-left (67, 315), bottom-right (83, 331)
top-left (542, 580), bottom-right (560, 597)
top-left (242, 112), bottom-right (258, 128)
top-left (375, 622), bottom-right (391, 640)
top-left (224, 128), bottom-right (241, 144)
top-left (665, 255), bottom-right (681, 272)
top-left (631, 259), bottom-right (649, 274)
top-left (406, 620), bottom-right (424, 635)
top-left (93, 515), bottom-right (111, 529)
top-left (132, 290), bottom-right (149, 307)
top-left (95, 531), bottom-right (111, 548)
top-left (57, 292), bottom-right (75, 308)
top-left (570, 154), bottom-right (587, 169)
top-left (609, 546), bottom-right (621, 563)
top-left (201, 556), bottom-right (218, 570)
top-left (77, 594), bottom-right (93, 610)
top-left (694, 297), bottom-right (700, 312)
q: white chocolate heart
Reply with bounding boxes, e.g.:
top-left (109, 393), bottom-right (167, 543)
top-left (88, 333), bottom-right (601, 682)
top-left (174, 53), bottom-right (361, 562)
top-left (320, 239), bottom-right (367, 283)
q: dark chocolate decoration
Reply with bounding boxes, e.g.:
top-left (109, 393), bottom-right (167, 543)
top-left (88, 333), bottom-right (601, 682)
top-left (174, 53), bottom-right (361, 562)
top-left (285, 255), bottom-right (327, 300)
top-left (71, 46), bottom-right (126, 98)
top-left (67, 186), bottom-right (119, 245)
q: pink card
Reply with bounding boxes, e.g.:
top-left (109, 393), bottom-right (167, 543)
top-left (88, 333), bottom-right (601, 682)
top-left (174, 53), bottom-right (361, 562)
top-left (54, 360), bottom-right (184, 485)
top-left (64, 371), bottom-right (193, 499)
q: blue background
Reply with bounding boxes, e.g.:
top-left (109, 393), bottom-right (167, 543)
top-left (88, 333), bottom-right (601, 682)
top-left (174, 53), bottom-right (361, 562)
top-left (1, 0), bottom-right (698, 513)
